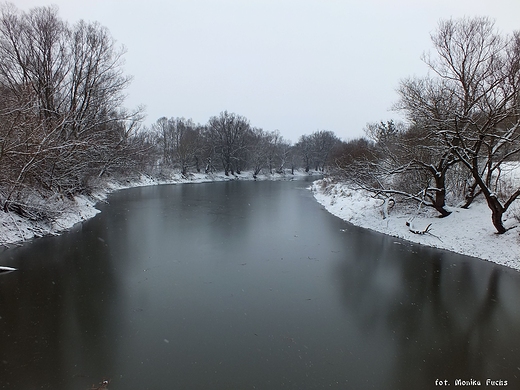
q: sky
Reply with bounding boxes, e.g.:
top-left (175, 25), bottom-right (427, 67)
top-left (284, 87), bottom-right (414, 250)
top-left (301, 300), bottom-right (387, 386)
top-left (10, 0), bottom-right (520, 142)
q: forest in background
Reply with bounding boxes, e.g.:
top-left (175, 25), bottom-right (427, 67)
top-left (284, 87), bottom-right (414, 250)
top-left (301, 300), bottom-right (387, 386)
top-left (0, 4), bottom-right (519, 234)
top-left (0, 4), bottom-right (341, 219)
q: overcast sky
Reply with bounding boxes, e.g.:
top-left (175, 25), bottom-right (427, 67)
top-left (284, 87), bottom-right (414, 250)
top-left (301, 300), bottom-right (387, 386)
top-left (12, 0), bottom-right (520, 142)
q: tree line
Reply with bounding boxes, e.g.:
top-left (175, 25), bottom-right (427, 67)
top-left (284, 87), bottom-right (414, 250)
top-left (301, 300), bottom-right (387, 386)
top-left (0, 3), bottom-right (341, 220)
top-left (334, 17), bottom-right (520, 234)
top-left (3, 4), bottom-right (518, 235)
top-left (143, 113), bottom-right (340, 178)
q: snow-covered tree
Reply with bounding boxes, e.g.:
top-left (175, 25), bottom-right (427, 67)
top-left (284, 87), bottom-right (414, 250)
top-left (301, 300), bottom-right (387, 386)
top-left (0, 4), bottom-right (143, 212)
top-left (398, 17), bottom-right (520, 233)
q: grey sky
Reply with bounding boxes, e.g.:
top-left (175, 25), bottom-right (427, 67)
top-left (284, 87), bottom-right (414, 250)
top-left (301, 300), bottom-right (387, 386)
top-left (12, 0), bottom-right (520, 142)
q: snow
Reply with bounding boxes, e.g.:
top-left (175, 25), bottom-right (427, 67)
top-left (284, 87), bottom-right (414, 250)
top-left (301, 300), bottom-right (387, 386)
top-left (311, 178), bottom-right (520, 271)
top-left (0, 170), bottom-right (314, 248)
top-left (2, 166), bottom-right (518, 272)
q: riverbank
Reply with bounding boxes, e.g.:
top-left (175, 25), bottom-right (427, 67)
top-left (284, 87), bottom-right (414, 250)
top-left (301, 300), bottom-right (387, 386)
top-left (4, 170), bottom-right (517, 271)
top-left (0, 170), bottom-right (316, 248)
top-left (311, 178), bottom-right (520, 270)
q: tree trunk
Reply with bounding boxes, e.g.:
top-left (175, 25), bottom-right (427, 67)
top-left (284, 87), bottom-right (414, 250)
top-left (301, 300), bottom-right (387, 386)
top-left (431, 171), bottom-right (451, 217)
top-left (471, 164), bottom-right (507, 234)
top-left (433, 197), bottom-right (451, 218)
top-left (461, 181), bottom-right (480, 209)
top-left (194, 156), bottom-right (201, 173)
top-left (486, 195), bottom-right (506, 234)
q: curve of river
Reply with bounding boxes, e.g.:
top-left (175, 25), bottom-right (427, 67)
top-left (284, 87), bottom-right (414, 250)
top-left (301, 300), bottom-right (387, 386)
top-left (0, 178), bottom-right (519, 389)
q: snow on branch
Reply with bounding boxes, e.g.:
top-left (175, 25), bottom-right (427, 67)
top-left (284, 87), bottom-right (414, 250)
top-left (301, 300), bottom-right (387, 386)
top-left (406, 220), bottom-right (442, 241)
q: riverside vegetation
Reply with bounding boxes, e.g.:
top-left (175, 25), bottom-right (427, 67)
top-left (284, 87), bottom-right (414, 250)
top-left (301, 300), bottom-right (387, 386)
top-left (0, 4), bottom-right (518, 244)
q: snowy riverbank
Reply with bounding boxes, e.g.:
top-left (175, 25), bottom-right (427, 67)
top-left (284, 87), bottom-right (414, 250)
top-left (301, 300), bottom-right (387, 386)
top-left (0, 170), bottom-right (315, 248)
top-left (311, 178), bottom-right (520, 271)
top-left (3, 170), bottom-right (518, 272)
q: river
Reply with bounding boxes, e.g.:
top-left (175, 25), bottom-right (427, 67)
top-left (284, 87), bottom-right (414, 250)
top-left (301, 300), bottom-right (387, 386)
top-left (0, 178), bottom-right (519, 389)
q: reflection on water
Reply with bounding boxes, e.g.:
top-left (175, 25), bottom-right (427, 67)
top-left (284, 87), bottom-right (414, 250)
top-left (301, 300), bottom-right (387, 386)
top-left (0, 178), bottom-right (519, 389)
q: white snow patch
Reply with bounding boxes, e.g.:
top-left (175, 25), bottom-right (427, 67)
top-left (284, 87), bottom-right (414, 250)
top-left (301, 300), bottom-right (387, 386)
top-left (311, 179), bottom-right (520, 271)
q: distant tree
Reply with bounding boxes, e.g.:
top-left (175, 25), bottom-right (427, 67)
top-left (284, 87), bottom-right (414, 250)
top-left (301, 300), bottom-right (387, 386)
top-left (176, 120), bottom-right (201, 176)
top-left (266, 130), bottom-right (282, 174)
top-left (310, 130), bottom-right (340, 172)
top-left (152, 117), bottom-right (202, 175)
top-left (275, 139), bottom-right (292, 174)
top-left (364, 120), bottom-right (403, 146)
top-left (152, 117), bottom-right (172, 167)
top-left (264, 130), bottom-right (292, 174)
top-left (246, 127), bottom-right (271, 177)
top-left (129, 126), bottom-right (161, 174)
top-left (207, 111), bottom-right (250, 175)
top-left (332, 137), bottom-right (377, 170)
top-left (296, 134), bottom-right (313, 172)
top-left (286, 144), bottom-right (299, 175)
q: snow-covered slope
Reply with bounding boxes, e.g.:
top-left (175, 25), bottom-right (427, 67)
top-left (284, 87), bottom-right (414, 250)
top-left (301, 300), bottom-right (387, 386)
top-left (311, 179), bottom-right (520, 270)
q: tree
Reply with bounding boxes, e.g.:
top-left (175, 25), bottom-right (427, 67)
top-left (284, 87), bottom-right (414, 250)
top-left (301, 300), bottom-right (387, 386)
top-left (152, 117), bottom-right (202, 175)
top-left (332, 137), bottom-right (376, 170)
top-left (264, 130), bottom-right (292, 174)
top-left (295, 130), bottom-right (340, 173)
top-left (275, 138), bottom-right (292, 174)
top-left (266, 130), bottom-right (282, 174)
top-left (365, 120), bottom-right (402, 146)
top-left (207, 111), bottom-right (250, 175)
top-left (152, 117), bottom-right (172, 167)
top-left (333, 115), bottom-right (462, 217)
top-left (246, 127), bottom-right (270, 177)
top-left (399, 17), bottom-right (520, 232)
top-left (296, 134), bottom-right (313, 172)
top-left (310, 130), bottom-right (340, 172)
top-left (174, 118), bottom-right (201, 176)
top-left (0, 4), bottom-right (143, 211)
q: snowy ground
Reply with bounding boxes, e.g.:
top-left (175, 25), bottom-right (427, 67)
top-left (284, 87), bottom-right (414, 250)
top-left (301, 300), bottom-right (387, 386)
top-left (311, 178), bottom-right (520, 271)
top-left (0, 170), bottom-right (314, 248)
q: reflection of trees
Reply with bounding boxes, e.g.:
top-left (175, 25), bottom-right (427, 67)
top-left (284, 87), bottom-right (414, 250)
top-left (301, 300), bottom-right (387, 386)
top-left (335, 230), bottom-right (520, 389)
top-left (0, 222), bottom-right (120, 390)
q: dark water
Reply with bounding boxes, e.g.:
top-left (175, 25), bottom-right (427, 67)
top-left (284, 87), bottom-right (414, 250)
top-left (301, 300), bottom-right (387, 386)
top-left (0, 178), bottom-right (520, 390)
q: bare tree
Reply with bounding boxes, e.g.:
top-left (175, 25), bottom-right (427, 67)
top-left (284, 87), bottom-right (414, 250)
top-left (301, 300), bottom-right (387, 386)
top-left (207, 111), bottom-right (250, 175)
top-left (399, 17), bottom-right (520, 232)
top-left (310, 130), bottom-right (340, 172)
top-left (296, 134), bottom-right (313, 172)
top-left (370, 103), bottom-right (461, 217)
top-left (151, 117), bottom-right (172, 167)
top-left (0, 4), bottom-right (143, 212)
top-left (174, 118), bottom-right (201, 176)
top-left (275, 139), bottom-right (292, 174)
top-left (152, 117), bottom-right (202, 175)
top-left (245, 127), bottom-right (270, 177)
top-left (334, 123), bottom-right (456, 217)
top-left (263, 130), bottom-right (292, 174)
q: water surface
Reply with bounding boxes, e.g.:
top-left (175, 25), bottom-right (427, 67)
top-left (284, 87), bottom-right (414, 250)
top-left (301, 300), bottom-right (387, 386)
top-left (0, 178), bottom-right (519, 389)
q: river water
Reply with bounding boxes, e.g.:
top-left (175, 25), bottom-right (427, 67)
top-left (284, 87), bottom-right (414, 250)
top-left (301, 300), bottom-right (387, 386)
top-left (0, 178), bottom-right (519, 389)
